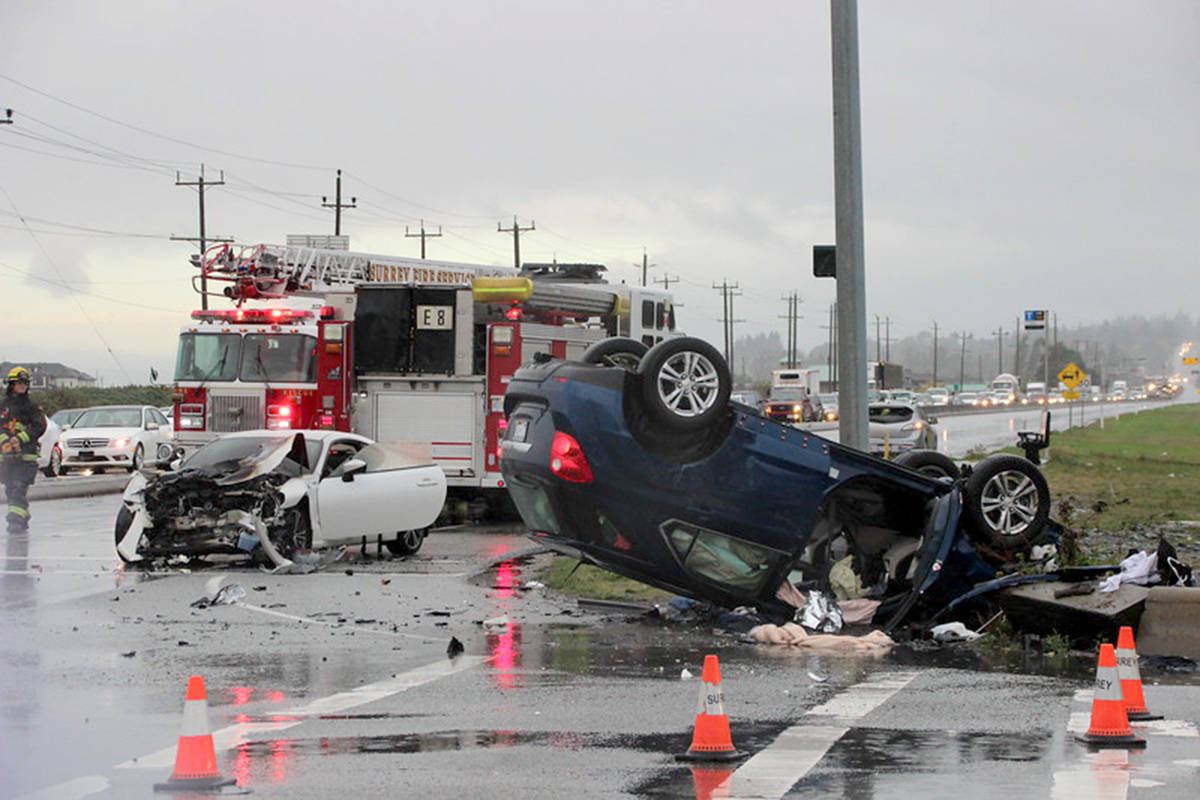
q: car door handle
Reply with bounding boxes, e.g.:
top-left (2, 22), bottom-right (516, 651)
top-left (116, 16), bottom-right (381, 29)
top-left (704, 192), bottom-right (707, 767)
top-left (417, 479), bottom-right (440, 488)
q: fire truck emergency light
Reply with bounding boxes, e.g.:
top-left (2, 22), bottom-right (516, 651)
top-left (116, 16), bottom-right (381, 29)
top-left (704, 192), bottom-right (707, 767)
top-left (192, 309), bottom-right (314, 323)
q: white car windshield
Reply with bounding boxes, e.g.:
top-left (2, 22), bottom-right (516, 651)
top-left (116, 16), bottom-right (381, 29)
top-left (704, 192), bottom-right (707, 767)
top-left (72, 408), bottom-right (141, 428)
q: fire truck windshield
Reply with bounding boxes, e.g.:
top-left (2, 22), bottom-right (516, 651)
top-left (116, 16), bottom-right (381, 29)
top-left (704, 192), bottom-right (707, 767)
top-left (175, 333), bottom-right (241, 382)
top-left (239, 333), bottom-right (318, 383)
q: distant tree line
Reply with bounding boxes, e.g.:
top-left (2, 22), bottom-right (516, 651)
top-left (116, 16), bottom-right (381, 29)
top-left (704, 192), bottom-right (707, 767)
top-left (35, 385), bottom-right (173, 417)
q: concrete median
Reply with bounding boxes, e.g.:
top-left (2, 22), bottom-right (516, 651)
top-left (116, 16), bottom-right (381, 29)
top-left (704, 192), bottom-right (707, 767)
top-left (2, 473), bottom-right (131, 503)
top-left (1135, 586), bottom-right (1200, 660)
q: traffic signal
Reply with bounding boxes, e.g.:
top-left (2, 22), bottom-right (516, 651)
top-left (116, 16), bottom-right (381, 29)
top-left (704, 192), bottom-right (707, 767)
top-left (813, 245), bottom-right (836, 278)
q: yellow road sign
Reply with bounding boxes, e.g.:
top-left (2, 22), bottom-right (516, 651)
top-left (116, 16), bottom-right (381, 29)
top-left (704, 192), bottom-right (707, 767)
top-left (1058, 362), bottom-right (1086, 389)
top-left (1184, 356), bottom-right (1199, 365)
top-left (1062, 390), bottom-right (1081, 400)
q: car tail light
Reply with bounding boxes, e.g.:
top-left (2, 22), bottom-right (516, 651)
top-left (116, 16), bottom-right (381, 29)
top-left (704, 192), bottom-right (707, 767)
top-left (549, 431), bottom-right (593, 483)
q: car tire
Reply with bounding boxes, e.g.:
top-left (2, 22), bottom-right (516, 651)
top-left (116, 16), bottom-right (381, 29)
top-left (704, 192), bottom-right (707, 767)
top-left (893, 450), bottom-right (960, 480)
top-left (963, 454), bottom-right (1051, 553)
top-left (114, 505), bottom-right (135, 564)
top-left (128, 444), bottom-right (144, 473)
top-left (580, 337), bottom-right (648, 371)
top-left (386, 527), bottom-right (427, 557)
top-left (637, 336), bottom-right (732, 432)
top-left (273, 507), bottom-right (312, 558)
top-left (43, 446), bottom-right (62, 478)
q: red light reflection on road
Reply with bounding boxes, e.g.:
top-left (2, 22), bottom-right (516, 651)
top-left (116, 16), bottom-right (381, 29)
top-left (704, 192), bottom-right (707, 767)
top-left (488, 624), bottom-right (522, 691)
top-left (231, 738), bottom-right (297, 787)
top-left (492, 559), bottom-right (518, 598)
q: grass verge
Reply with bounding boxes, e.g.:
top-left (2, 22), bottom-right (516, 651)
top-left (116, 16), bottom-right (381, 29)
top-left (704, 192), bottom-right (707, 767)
top-left (1037, 402), bottom-right (1200, 531)
top-left (538, 555), bottom-right (673, 603)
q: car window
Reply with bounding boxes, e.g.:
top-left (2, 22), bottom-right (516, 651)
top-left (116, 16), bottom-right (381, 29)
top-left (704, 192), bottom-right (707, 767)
top-left (323, 440), bottom-right (366, 477)
top-left (329, 441), bottom-right (432, 477)
top-left (869, 406), bottom-right (914, 423)
top-left (149, 409), bottom-right (169, 426)
top-left (72, 408), bottom-right (142, 428)
top-left (663, 520), bottom-right (779, 594)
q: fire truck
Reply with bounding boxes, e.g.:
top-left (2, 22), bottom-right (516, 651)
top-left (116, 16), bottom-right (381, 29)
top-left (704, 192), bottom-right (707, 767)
top-left (170, 242), bottom-right (678, 504)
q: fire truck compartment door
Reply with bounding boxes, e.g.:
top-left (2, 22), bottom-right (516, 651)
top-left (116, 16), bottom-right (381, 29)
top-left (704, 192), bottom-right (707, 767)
top-left (374, 392), bottom-right (478, 477)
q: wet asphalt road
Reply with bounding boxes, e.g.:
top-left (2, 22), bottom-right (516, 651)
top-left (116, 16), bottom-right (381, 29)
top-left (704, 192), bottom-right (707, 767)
top-left (2, 498), bottom-right (1200, 798)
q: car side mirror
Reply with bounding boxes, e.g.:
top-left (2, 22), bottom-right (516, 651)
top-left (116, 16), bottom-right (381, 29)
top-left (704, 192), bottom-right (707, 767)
top-left (926, 416), bottom-right (938, 424)
top-left (339, 458), bottom-right (367, 482)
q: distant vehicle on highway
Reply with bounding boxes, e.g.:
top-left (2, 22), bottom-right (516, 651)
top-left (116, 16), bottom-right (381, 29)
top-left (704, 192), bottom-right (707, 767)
top-left (730, 390), bottom-right (764, 411)
top-left (763, 387), bottom-right (817, 423)
top-left (925, 388), bottom-right (951, 406)
top-left (1025, 382), bottom-right (1048, 405)
top-left (886, 389), bottom-right (917, 405)
top-left (868, 402), bottom-right (939, 455)
top-left (816, 393), bottom-right (839, 421)
top-left (954, 392), bottom-right (979, 406)
top-left (988, 373), bottom-right (1020, 404)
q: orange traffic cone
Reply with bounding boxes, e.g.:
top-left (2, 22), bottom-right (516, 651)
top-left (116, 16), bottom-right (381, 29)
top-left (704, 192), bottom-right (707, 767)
top-left (676, 655), bottom-right (747, 762)
top-left (153, 675), bottom-right (237, 792)
top-left (1076, 644), bottom-right (1147, 748)
top-left (1115, 626), bottom-right (1162, 721)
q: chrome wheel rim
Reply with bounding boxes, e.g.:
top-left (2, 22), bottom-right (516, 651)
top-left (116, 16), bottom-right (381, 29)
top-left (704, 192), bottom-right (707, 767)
top-left (50, 448), bottom-right (61, 475)
top-left (655, 351), bottom-right (721, 418)
top-left (400, 529), bottom-right (423, 551)
top-left (980, 470), bottom-right (1039, 535)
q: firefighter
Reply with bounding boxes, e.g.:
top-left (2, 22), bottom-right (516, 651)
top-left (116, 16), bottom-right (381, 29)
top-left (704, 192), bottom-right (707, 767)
top-left (2, 367), bottom-right (47, 532)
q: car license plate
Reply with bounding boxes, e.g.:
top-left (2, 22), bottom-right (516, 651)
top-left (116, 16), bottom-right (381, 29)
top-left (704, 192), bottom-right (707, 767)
top-left (79, 450), bottom-right (94, 457)
top-left (508, 418), bottom-right (529, 443)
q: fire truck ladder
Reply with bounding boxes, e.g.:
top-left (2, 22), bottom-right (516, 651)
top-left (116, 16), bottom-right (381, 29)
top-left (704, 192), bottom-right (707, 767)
top-left (194, 243), bottom-right (372, 303)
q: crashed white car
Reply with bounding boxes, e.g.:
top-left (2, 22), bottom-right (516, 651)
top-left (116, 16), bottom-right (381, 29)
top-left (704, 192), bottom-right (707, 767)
top-left (115, 429), bottom-right (447, 566)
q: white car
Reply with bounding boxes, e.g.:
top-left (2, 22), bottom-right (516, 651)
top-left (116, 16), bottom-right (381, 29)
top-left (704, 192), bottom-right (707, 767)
top-left (115, 429), bottom-right (447, 565)
top-left (59, 405), bottom-right (174, 473)
top-left (36, 416), bottom-right (62, 478)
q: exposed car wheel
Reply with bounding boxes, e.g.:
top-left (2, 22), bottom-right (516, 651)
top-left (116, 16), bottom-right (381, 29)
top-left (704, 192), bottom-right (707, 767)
top-left (114, 505), bottom-right (135, 564)
top-left (128, 444), bottom-right (144, 473)
top-left (963, 454), bottom-right (1051, 553)
top-left (386, 527), bottom-right (427, 557)
top-left (43, 446), bottom-right (62, 478)
top-left (581, 337), bottom-right (648, 371)
top-left (273, 507), bottom-right (312, 558)
top-left (893, 450), bottom-right (960, 480)
top-left (638, 336), bottom-right (732, 432)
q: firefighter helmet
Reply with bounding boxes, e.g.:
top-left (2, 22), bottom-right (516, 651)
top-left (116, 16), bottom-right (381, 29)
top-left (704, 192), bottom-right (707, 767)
top-left (6, 366), bottom-right (31, 384)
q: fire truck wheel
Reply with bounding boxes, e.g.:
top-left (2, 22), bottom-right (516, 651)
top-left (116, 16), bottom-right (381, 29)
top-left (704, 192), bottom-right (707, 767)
top-left (386, 527), bottom-right (427, 557)
top-left (638, 336), bottom-right (732, 432)
top-left (581, 337), bottom-right (648, 371)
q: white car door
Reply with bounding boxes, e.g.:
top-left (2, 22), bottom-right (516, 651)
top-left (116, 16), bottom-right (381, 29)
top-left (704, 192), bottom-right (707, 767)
top-left (315, 441), bottom-right (445, 544)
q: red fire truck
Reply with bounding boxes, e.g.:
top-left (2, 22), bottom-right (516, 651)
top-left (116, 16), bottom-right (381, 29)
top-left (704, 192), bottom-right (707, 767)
top-left (171, 242), bottom-right (678, 505)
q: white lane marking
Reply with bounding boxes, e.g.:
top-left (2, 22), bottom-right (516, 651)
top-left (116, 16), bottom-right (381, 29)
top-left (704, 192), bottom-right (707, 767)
top-left (231, 598), bottom-right (464, 642)
top-left (116, 654), bottom-right (488, 770)
top-left (14, 775), bottom-right (110, 800)
top-left (726, 671), bottom-right (918, 799)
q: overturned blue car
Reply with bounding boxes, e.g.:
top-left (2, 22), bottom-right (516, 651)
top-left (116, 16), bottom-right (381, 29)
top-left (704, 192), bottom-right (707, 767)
top-left (499, 336), bottom-right (1060, 631)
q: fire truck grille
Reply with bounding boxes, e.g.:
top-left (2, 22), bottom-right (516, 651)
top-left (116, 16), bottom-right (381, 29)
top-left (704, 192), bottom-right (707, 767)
top-left (210, 395), bottom-right (262, 432)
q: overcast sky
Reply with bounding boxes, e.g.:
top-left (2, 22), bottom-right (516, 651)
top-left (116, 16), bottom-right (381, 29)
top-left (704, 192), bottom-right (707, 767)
top-left (1, 0), bottom-right (1196, 384)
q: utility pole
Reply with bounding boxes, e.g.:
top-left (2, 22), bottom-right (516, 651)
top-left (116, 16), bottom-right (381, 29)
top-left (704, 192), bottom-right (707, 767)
top-left (1014, 317), bottom-right (1022, 381)
top-left (993, 327), bottom-right (1008, 374)
top-left (831, 0), bottom-right (869, 450)
top-left (404, 219), bottom-right (442, 259)
top-left (712, 280), bottom-right (742, 366)
top-left (635, 248), bottom-right (656, 287)
top-left (874, 314), bottom-right (882, 362)
top-left (780, 292), bottom-right (802, 368)
top-left (957, 331), bottom-right (970, 390)
top-left (173, 164), bottom-right (230, 311)
top-left (653, 273), bottom-right (679, 292)
top-left (321, 169), bottom-right (356, 236)
top-left (884, 316), bottom-right (892, 361)
top-left (498, 215), bottom-right (534, 270)
top-left (932, 320), bottom-right (938, 386)
top-left (821, 304), bottom-right (839, 390)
